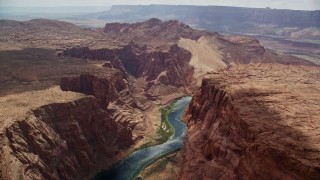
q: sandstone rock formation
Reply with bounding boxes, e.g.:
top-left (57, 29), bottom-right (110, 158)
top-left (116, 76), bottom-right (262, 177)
top-left (59, 71), bottom-right (149, 134)
top-left (181, 64), bottom-right (320, 179)
top-left (63, 44), bottom-right (194, 88)
top-left (60, 72), bottom-right (127, 107)
top-left (3, 97), bottom-right (132, 179)
top-left (0, 84), bottom-right (135, 179)
top-left (0, 66), bottom-right (147, 179)
top-left (61, 19), bottom-right (314, 97)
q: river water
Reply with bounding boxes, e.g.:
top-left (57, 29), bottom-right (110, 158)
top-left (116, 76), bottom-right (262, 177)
top-left (95, 96), bottom-right (191, 180)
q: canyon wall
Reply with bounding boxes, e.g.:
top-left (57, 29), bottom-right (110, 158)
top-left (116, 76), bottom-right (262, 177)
top-left (1, 97), bottom-right (133, 179)
top-left (60, 72), bottom-right (127, 107)
top-left (63, 44), bottom-right (194, 88)
top-left (181, 78), bottom-right (251, 179)
top-left (0, 69), bottom-right (143, 179)
top-left (59, 71), bottom-right (148, 132)
top-left (181, 65), bottom-right (320, 179)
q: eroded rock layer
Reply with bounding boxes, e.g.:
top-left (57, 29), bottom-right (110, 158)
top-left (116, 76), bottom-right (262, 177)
top-left (0, 69), bottom-right (144, 179)
top-left (59, 71), bottom-right (148, 133)
top-left (62, 19), bottom-right (314, 95)
top-left (63, 44), bottom-right (193, 88)
top-left (181, 64), bottom-right (320, 179)
top-left (60, 71), bottom-right (127, 107)
top-left (2, 96), bottom-right (133, 180)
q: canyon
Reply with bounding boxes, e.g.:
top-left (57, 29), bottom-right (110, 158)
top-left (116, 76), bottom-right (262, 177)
top-left (0, 69), bottom-right (141, 179)
top-left (0, 18), bottom-right (319, 180)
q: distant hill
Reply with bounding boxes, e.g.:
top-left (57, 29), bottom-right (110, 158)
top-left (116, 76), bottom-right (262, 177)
top-left (92, 5), bottom-right (320, 40)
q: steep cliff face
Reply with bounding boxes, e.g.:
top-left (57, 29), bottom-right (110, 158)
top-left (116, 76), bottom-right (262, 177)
top-left (0, 68), bottom-right (145, 179)
top-left (117, 45), bottom-right (193, 87)
top-left (60, 72), bottom-right (127, 107)
top-left (63, 44), bottom-right (194, 88)
top-left (62, 48), bottom-right (129, 79)
top-left (181, 78), bottom-right (251, 179)
top-left (181, 64), bottom-right (320, 179)
top-left (59, 71), bottom-right (149, 132)
top-left (1, 97), bottom-right (133, 180)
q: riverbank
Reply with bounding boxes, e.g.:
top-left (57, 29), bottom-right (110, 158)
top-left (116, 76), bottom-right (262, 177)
top-left (93, 97), bottom-right (191, 180)
top-left (137, 150), bottom-right (182, 180)
top-left (133, 100), bottom-right (177, 151)
top-left (158, 100), bottom-right (177, 142)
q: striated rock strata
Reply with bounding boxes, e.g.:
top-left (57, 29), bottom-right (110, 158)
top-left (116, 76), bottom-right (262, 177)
top-left (0, 68), bottom-right (145, 179)
top-left (1, 96), bottom-right (133, 180)
top-left (59, 71), bottom-right (149, 133)
top-left (60, 72), bottom-right (127, 107)
top-left (181, 64), bottom-right (320, 179)
top-left (63, 44), bottom-right (193, 88)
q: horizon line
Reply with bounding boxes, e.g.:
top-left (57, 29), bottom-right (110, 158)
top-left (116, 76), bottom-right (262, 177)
top-left (0, 4), bottom-right (319, 11)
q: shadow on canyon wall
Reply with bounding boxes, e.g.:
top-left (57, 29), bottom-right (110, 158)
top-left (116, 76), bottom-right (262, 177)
top-left (232, 87), bottom-right (320, 178)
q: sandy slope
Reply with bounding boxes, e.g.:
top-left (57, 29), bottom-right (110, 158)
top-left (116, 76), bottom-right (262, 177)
top-left (178, 36), bottom-right (226, 85)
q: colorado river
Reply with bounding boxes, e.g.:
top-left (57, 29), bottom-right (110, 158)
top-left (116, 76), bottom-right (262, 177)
top-left (95, 96), bottom-right (191, 180)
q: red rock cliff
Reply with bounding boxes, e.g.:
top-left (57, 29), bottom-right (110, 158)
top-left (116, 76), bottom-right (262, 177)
top-left (2, 97), bottom-right (133, 179)
top-left (181, 78), bottom-right (251, 179)
top-left (63, 44), bottom-right (193, 89)
top-left (59, 71), bottom-right (148, 132)
top-left (60, 71), bottom-right (127, 107)
top-left (181, 64), bottom-right (320, 179)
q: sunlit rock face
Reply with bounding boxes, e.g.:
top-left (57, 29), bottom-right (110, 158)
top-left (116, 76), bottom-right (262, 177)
top-left (3, 96), bottom-right (133, 179)
top-left (60, 72), bottom-right (127, 107)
